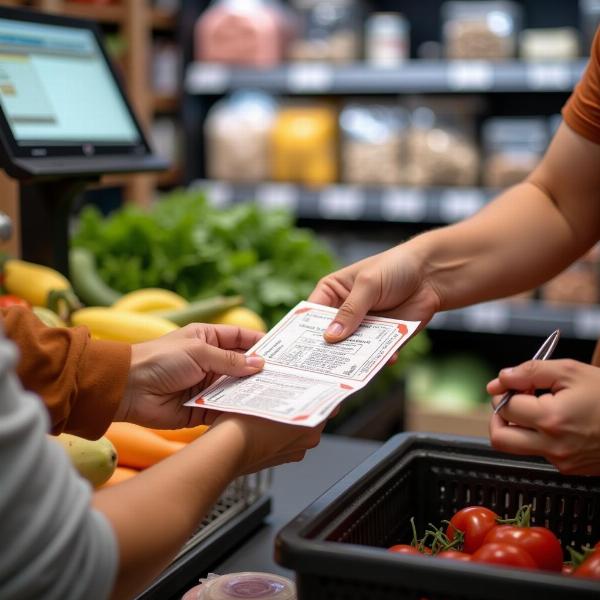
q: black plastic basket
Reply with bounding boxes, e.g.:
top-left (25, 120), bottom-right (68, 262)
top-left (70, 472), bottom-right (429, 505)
top-left (275, 432), bottom-right (600, 600)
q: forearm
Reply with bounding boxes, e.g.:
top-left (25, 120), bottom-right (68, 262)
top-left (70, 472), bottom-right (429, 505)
top-left (411, 180), bottom-right (593, 310)
top-left (92, 420), bottom-right (246, 600)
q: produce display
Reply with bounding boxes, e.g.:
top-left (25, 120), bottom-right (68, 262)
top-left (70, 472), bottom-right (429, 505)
top-left (388, 503), bottom-right (600, 579)
top-left (71, 189), bottom-right (337, 327)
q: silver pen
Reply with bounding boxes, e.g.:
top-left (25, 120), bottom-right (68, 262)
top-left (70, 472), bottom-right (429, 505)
top-left (493, 329), bottom-right (561, 415)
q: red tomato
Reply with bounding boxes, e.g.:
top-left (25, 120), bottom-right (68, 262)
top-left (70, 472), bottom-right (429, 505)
top-left (483, 525), bottom-right (563, 572)
top-left (562, 564), bottom-right (574, 575)
top-left (388, 544), bottom-right (420, 555)
top-left (446, 506), bottom-right (499, 553)
top-left (574, 552), bottom-right (600, 580)
top-left (471, 543), bottom-right (537, 569)
top-left (435, 550), bottom-right (471, 562)
top-left (0, 294), bottom-right (30, 308)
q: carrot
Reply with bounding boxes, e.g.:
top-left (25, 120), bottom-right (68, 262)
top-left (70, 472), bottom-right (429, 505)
top-left (100, 466), bottom-right (139, 488)
top-left (105, 422), bottom-right (185, 469)
top-left (149, 424), bottom-right (210, 444)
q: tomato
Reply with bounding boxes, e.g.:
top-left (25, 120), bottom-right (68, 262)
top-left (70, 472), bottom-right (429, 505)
top-left (446, 506), bottom-right (499, 553)
top-left (435, 550), bottom-right (471, 562)
top-left (483, 525), bottom-right (563, 572)
top-left (0, 294), bottom-right (29, 308)
top-left (562, 564), bottom-right (574, 575)
top-left (471, 543), bottom-right (537, 569)
top-left (388, 544), bottom-right (420, 555)
top-left (574, 552), bottom-right (600, 580)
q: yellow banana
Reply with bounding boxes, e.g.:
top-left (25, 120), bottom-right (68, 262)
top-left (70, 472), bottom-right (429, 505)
top-left (112, 288), bottom-right (188, 313)
top-left (3, 258), bottom-right (71, 307)
top-left (72, 307), bottom-right (178, 342)
top-left (32, 306), bottom-right (67, 328)
top-left (53, 433), bottom-right (117, 488)
top-left (211, 306), bottom-right (268, 332)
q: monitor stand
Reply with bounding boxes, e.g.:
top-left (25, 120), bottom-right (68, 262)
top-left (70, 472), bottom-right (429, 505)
top-left (19, 177), bottom-right (98, 275)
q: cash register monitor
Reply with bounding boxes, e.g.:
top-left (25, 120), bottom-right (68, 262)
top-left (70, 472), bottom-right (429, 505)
top-left (0, 7), bottom-right (167, 179)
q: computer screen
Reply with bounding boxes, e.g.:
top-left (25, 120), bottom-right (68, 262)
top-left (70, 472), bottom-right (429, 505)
top-left (0, 17), bottom-right (141, 147)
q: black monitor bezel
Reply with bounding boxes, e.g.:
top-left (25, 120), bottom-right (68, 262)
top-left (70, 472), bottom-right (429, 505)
top-left (0, 6), bottom-right (153, 160)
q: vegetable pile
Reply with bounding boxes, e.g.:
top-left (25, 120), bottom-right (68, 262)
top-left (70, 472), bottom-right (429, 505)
top-left (388, 504), bottom-right (600, 579)
top-left (72, 189), bottom-right (338, 327)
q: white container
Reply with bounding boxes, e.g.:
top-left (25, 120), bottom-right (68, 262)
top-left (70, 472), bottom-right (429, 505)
top-left (365, 12), bottom-right (410, 65)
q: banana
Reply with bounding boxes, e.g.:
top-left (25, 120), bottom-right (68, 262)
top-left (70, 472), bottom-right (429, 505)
top-left (32, 306), bottom-right (67, 328)
top-left (71, 307), bottom-right (178, 342)
top-left (2, 258), bottom-right (71, 307)
top-left (112, 288), bottom-right (188, 313)
top-left (211, 306), bottom-right (268, 332)
top-left (53, 433), bottom-right (117, 488)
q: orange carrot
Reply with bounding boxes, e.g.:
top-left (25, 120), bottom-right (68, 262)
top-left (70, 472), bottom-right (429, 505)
top-left (149, 424), bottom-right (210, 444)
top-left (105, 422), bottom-right (185, 469)
top-left (100, 466), bottom-right (139, 488)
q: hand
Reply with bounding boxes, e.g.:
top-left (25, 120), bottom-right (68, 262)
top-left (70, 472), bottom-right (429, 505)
top-left (488, 359), bottom-right (600, 475)
top-left (309, 244), bottom-right (441, 342)
top-left (116, 324), bottom-right (265, 430)
top-left (209, 412), bottom-right (326, 476)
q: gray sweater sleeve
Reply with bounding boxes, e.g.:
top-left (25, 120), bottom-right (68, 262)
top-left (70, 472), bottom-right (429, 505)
top-left (0, 335), bottom-right (118, 600)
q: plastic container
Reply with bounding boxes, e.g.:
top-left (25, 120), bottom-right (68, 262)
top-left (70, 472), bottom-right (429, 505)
top-left (288, 0), bottom-right (363, 63)
top-left (441, 1), bottom-right (523, 60)
top-left (275, 432), bottom-right (600, 600)
top-left (340, 103), bottom-right (407, 185)
top-left (481, 117), bottom-right (549, 188)
top-left (365, 12), bottom-right (410, 66)
top-left (181, 572), bottom-right (296, 600)
top-left (271, 104), bottom-right (337, 186)
top-left (205, 91), bottom-right (277, 183)
top-left (195, 0), bottom-right (292, 68)
top-left (519, 28), bottom-right (580, 61)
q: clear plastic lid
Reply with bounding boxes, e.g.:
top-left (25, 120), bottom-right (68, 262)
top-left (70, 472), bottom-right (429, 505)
top-left (203, 572), bottom-right (296, 600)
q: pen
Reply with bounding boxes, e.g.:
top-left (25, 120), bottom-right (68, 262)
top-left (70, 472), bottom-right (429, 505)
top-left (493, 329), bottom-right (560, 415)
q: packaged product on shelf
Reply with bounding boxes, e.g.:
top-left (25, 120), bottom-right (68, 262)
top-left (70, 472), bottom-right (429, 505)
top-left (340, 102), bottom-right (408, 185)
top-left (481, 117), bottom-right (548, 188)
top-left (402, 98), bottom-right (480, 187)
top-left (151, 118), bottom-right (181, 164)
top-left (195, 0), bottom-right (294, 68)
top-left (540, 245), bottom-right (600, 305)
top-left (365, 12), bottom-right (410, 66)
top-left (152, 41), bottom-right (180, 95)
top-left (205, 91), bottom-right (277, 182)
top-left (288, 0), bottom-right (363, 63)
top-left (519, 28), bottom-right (580, 61)
top-left (271, 103), bottom-right (337, 186)
top-left (441, 1), bottom-right (523, 60)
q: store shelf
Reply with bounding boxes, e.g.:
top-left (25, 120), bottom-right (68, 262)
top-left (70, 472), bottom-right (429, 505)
top-left (428, 300), bottom-right (600, 340)
top-left (192, 180), bottom-right (497, 224)
top-left (61, 2), bottom-right (125, 24)
top-left (152, 93), bottom-right (179, 113)
top-left (186, 59), bottom-right (587, 95)
top-left (151, 8), bottom-right (177, 31)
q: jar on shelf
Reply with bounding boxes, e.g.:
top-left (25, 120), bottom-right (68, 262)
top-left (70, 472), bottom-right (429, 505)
top-left (365, 12), bottom-right (410, 66)
top-left (518, 28), bottom-right (580, 61)
top-left (441, 1), bottom-right (523, 60)
top-left (204, 90), bottom-right (278, 182)
top-left (271, 104), bottom-right (337, 186)
top-left (195, 0), bottom-right (293, 68)
top-left (481, 117), bottom-right (549, 188)
top-left (288, 0), bottom-right (363, 63)
top-left (340, 102), bottom-right (408, 185)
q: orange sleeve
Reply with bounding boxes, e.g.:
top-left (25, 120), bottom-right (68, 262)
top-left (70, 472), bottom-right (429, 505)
top-left (1, 306), bottom-right (131, 440)
top-left (562, 29), bottom-right (600, 144)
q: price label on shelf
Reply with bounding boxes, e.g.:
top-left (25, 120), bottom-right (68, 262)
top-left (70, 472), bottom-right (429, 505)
top-left (257, 184), bottom-right (299, 211)
top-left (439, 189), bottom-right (485, 222)
top-left (319, 186), bottom-right (364, 219)
top-left (287, 63), bottom-right (334, 93)
top-left (462, 302), bottom-right (510, 333)
top-left (447, 61), bottom-right (494, 90)
top-left (526, 64), bottom-right (571, 90)
top-left (186, 64), bottom-right (230, 93)
top-left (381, 189), bottom-right (427, 222)
top-left (574, 308), bottom-right (600, 339)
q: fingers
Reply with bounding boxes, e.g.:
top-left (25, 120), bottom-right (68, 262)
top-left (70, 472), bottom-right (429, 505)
top-left (323, 271), bottom-right (380, 342)
top-left (489, 412), bottom-right (547, 457)
top-left (496, 359), bottom-right (572, 394)
top-left (180, 323), bottom-right (264, 351)
top-left (491, 392), bottom-right (547, 429)
top-left (189, 343), bottom-right (264, 378)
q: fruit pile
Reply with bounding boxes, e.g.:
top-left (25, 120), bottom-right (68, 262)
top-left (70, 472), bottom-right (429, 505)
top-left (387, 504), bottom-right (600, 579)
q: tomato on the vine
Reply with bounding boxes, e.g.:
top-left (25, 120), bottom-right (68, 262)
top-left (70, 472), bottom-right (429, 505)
top-left (388, 544), bottom-right (420, 555)
top-left (0, 294), bottom-right (29, 308)
top-left (574, 552), bottom-right (600, 580)
top-left (483, 525), bottom-right (563, 572)
top-left (446, 506), bottom-right (499, 553)
top-left (435, 550), bottom-right (471, 562)
top-left (471, 542), bottom-right (537, 569)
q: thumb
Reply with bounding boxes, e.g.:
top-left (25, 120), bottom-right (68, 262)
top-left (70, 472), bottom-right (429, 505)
top-left (194, 344), bottom-right (264, 378)
top-left (323, 274), bottom-right (379, 342)
top-left (497, 359), bottom-right (563, 392)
